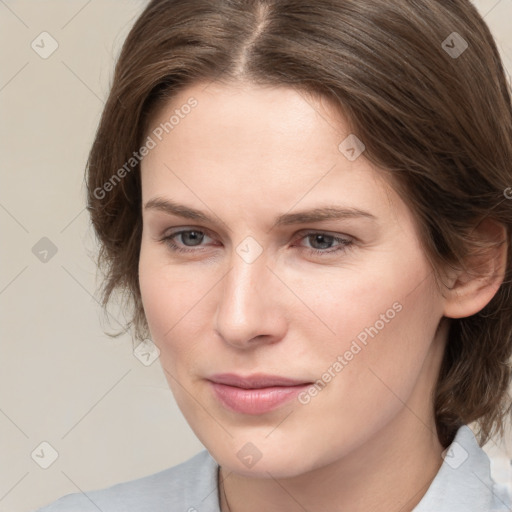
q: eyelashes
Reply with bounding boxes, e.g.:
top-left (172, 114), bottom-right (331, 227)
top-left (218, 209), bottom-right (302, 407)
top-left (158, 228), bottom-right (354, 258)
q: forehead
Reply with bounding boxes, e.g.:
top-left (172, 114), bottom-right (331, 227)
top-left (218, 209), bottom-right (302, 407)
top-left (140, 81), bottom-right (405, 227)
top-left (146, 81), bottom-right (346, 162)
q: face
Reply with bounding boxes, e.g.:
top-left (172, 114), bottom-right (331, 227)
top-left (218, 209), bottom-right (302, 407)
top-left (138, 81), bottom-right (447, 478)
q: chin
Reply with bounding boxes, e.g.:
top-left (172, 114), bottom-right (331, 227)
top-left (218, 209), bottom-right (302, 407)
top-left (219, 452), bottom-right (312, 479)
top-left (199, 430), bottom-right (329, 479)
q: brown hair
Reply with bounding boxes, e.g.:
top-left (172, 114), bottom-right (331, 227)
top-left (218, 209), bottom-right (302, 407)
top-left (86, 0), bottom-right (512, 448)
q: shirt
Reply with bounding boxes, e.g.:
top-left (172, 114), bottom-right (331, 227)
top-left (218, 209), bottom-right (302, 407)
top-left (34, 425), bottom-right (512, 511)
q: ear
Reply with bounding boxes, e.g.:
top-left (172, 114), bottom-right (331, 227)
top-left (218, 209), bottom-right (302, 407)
top-left (442, 218), bottom-right (508, 319)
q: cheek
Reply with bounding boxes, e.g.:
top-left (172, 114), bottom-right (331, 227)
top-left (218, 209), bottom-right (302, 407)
top-left (283, 262), bottom-right (442, 461)
top-left (138, 242), bottom-right (223, 380)
top-left (138, 246), bottom-right (195, 354)
top-left (303, 250), bottom-right (441, 397)
top-left (291, 261), bottom-right (411, 353)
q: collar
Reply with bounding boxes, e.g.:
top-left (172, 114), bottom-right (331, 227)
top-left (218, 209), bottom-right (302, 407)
top-left (414, 425), bottom-right (511, 511)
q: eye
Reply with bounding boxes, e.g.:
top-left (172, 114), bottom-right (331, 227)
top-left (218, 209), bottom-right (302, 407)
top-left (158, 228), bottom-right (354, 257)
top-left (159, 229), bottom-right (214, 254)
top-left (294, 231), bottom-right (354, 256)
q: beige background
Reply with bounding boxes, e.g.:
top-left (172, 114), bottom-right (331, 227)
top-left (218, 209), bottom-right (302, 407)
top-left (0, 1), bottom-right (511, 511)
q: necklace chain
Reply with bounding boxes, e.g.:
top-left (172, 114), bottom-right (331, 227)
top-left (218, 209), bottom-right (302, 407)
top-left (220, 467), bottom-right (232, 512)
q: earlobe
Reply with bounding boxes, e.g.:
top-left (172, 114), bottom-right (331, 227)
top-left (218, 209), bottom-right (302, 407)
top-left (442, 218), bottom-right (508, 319)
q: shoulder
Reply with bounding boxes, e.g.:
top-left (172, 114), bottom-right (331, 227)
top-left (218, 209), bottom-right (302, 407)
top-left (414, 425), bottom-right (512, 512)
top-left (33, 449), bottom-right (220, 512)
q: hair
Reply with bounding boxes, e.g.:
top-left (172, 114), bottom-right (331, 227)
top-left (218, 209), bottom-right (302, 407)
top-left (86, 0), bottom-right (512, 448)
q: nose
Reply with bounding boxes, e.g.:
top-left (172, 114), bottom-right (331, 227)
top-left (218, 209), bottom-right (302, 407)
top-left (214, 247), bottom-right (287, 349)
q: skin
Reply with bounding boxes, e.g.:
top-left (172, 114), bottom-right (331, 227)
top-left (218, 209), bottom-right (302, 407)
top-left (138, 80), bottom-right (506, 512)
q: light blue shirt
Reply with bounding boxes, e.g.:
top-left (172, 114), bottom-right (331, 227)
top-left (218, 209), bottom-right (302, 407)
top-left (34, 425), bottom-right (511, 511)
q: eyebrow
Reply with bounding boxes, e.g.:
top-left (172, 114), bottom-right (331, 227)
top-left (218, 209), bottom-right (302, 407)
top-left (143, 197), bottom-right (377, 229)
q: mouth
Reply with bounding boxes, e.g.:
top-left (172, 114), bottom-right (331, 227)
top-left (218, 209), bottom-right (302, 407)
top-left (207, 373), bottom-right (313, 414)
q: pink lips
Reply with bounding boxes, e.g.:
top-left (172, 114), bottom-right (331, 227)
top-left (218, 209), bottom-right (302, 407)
top-left (208, 373), bottom-right (312, 415)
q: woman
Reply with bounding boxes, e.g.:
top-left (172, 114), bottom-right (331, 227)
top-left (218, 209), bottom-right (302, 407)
top-left (36, 0), bottom-right (512, 510)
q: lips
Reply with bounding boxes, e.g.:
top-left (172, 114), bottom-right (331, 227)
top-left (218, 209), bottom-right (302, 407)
top-left (207, 373), bottom-right (313, 414)
top-left (208, 372), bottom-right (311, 388)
